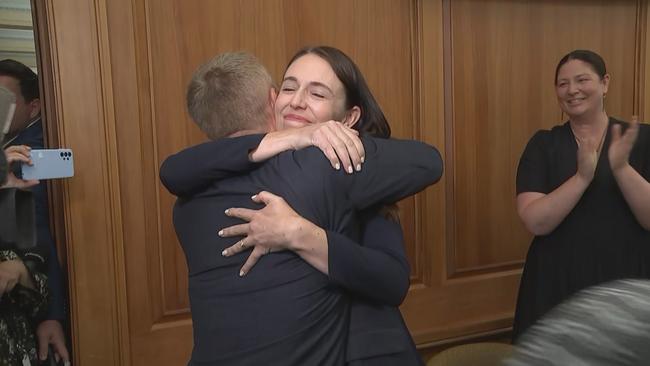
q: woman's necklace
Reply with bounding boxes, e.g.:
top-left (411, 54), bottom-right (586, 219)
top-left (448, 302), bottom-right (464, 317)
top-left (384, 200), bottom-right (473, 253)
top-left (571, 120), bottom-right (608, 158)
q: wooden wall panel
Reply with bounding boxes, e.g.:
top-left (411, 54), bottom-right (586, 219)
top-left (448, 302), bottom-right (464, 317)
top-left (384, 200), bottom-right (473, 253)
top-left (35, 0), bottom-right (650, 364)
top-left (117, 0), bottom-right (422, 363)
top-left (34, 0), bottom-right (128, 364)
top-left (449, 0), bottom-right (639, 273)
top-left (148, 0), bottom-right (422, 325)
top-left (402, 0), bottom-right (646, 350)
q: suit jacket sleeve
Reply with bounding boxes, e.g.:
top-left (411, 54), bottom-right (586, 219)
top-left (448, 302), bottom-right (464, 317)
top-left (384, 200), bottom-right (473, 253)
top-left (159, 134), bottom-right (266, 197)
top-left (337, 137), bottom-right (443, 210)
top-left (327, 212), bottom-right (409, 306)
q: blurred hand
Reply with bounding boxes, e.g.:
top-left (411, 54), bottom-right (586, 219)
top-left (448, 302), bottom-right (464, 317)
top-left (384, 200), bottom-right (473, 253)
top-left (609, 116), bottom-right (640, 173)
top-left (37, 319), bottom-right (70, 363)
top-left (0, 259), bottom-right (30, 296)
top-left (219, 191), bottom-right (304, 276)
top-left (576, 135), bottom-right (598, 183)
top-left (1, 145), bottom-right (39, 189)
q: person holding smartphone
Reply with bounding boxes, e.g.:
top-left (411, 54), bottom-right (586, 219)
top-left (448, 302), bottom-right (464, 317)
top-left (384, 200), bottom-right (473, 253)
top-left (1, 144), bottom-right (50, 365)
top-left (0, 59), bottom-right (70, 364)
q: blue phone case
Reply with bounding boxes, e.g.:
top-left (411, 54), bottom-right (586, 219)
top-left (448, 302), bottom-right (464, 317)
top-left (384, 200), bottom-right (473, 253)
top-left (22, 149), bottom-right (74, 180)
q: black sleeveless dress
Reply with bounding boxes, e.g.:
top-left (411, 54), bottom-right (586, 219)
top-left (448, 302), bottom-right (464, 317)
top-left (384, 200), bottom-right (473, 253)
top-left (512, 117), bottom-right (650, 342)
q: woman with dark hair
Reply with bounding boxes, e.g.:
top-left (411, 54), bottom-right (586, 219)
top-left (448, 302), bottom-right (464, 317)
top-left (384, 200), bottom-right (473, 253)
top-left (512, 49), bottom-right (650, 341)
top-left (280, 46), bottom-right (391, 138)
top-left (162, 46), bottom-right (426, 365)
top-left (222, 45), bottom-right (421, 365)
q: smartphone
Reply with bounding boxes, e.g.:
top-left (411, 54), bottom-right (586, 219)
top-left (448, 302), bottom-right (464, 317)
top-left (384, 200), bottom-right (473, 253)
top-left (21, 148), bottom-right (74, 180)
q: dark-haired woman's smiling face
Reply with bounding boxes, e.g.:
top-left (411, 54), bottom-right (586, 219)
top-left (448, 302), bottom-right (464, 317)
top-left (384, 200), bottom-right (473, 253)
top-left (274, 54), bottom-right (349, 130)
top-left (555, 59), bottom-right (609, 118)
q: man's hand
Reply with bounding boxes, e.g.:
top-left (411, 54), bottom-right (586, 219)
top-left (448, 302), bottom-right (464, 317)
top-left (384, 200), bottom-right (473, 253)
top-left (37, 319), bottom-right (70, 364)
top-left (1, 145), bottom-right (39, 189)
top-left (219, 191), bottom-right (306, 276)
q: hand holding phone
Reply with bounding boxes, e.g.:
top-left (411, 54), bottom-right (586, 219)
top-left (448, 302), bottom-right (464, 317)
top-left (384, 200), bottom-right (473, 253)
top-left (21, 149), bottom-right (74, 180)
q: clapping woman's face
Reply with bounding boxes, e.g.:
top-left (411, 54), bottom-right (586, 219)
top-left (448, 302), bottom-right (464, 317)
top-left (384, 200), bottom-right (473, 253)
top-left (274, 54), bottom-right (351, 130)
top-left (555, 59), bottom-right (609, 119)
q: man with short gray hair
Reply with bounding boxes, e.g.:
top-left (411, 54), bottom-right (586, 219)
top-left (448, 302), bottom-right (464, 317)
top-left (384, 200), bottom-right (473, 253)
top-left (186, 52), bottom-right (275, 140)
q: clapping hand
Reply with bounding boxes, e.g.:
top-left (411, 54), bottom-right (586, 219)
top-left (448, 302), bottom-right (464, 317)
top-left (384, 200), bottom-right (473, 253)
top-left (576, 134), bottom-right (599, 183)
top-left (609, 116), bottom-right (640, 172)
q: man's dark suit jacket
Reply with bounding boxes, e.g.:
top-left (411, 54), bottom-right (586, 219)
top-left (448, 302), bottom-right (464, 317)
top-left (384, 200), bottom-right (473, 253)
top-left (163, 135), bottom-right (426, 365)
top-left (160, 134), bottom-right (442, 365)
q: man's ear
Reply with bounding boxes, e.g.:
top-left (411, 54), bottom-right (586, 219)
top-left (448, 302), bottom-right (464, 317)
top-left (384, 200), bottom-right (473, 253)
top-left (28, 98), bottom-right (41, 119)
top-left (342, 106), bottom-right (361, 128)
top-left (269, 87), bottom-right (278, 106)
top-left (267, 87), bottom-right (278, 131)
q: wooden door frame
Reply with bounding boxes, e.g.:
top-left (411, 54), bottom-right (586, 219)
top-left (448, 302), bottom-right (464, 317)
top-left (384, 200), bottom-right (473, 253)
top-left (30, 1), bottom-right (129, 364)
top-left (25, 0), bottom-right (650, 364)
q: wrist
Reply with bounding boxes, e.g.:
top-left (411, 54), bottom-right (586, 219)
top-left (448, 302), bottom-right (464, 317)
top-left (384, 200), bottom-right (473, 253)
top-left (249, 131), bottom-right (299, 162)
top-left (277, 127), bottom-right (312, 151)
top-left (286, 217), bottom-right (323, 252)
top-left (612, 162), bottom-right (631, 178)
top-left (573, 173), bottom-right (592, 190)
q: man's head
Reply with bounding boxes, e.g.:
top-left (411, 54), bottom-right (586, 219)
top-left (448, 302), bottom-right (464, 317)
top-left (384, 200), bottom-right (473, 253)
top-left (186, 52), bottom-right (275, 140)
top-left (0, 59), bottom-right (40, 136)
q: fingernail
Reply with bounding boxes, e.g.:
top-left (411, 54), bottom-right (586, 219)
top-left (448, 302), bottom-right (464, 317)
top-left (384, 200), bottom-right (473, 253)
top-left (222, 249), bottom-right (228, 256)
top-left (356, 164), bottom-right (361, 172)
top-left (347, 166), bottom-right (353, 174)
top-left (224, 209), bottom-right (230, 215)
top-left (335, 163), bottom-right (340, 170)
top-left (251, 195), bottom-right (257, 200)
top-left (218, 230), bottom-right (224, 236)
top-left (361, 156), bottom-right (365, 163)
top-left (239, 270), bottom-right (245, 277)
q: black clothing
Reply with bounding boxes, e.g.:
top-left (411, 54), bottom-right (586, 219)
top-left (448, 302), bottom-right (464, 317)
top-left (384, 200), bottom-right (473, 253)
top-left (513, 118), bottom-right (650, 341)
